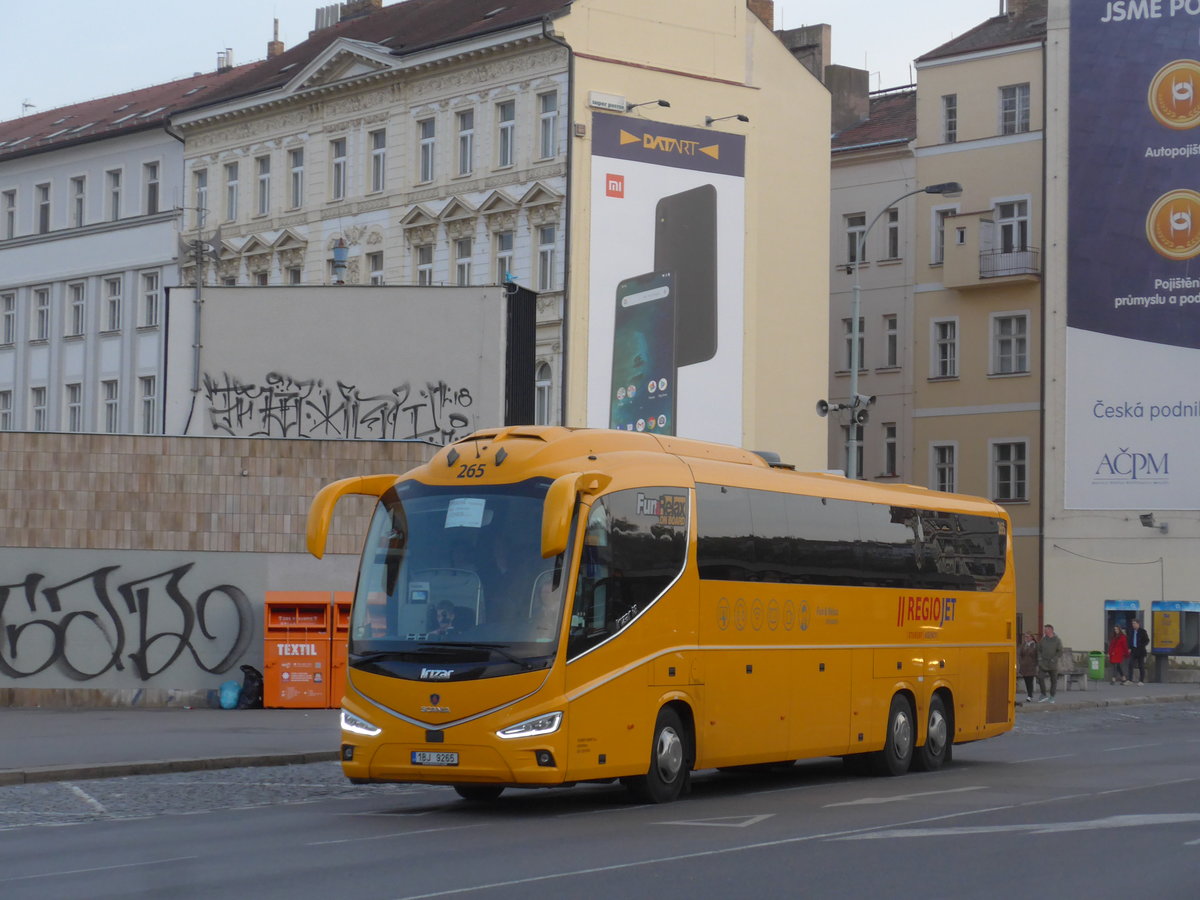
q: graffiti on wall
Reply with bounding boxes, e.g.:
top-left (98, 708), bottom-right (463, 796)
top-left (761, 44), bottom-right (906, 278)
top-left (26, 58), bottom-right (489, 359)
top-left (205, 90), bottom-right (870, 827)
top-left (0, 563), bottom-right (253, 681)
top-left (203, 371), bottom-right (475, 444)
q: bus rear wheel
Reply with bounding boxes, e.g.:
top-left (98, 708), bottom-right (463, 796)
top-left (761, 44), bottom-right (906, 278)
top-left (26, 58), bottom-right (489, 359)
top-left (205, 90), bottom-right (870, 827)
top-left (453, 785), bottom-right (505, 802)
top-left (873, 694), bottom-right (914, 776)
top-left (623, 707), bottom-right (692, 803)
top-left (913, 694), bottom-right (952, 772)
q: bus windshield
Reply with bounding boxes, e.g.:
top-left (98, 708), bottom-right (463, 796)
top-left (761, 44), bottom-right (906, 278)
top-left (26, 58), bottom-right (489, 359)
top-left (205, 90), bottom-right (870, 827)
top-left (350, 477), bottom-right (566, 676)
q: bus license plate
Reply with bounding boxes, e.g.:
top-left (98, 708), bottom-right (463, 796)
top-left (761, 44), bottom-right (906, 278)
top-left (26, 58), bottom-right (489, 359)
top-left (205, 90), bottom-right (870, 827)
top-left (412, 751), bottom-right (459, 766)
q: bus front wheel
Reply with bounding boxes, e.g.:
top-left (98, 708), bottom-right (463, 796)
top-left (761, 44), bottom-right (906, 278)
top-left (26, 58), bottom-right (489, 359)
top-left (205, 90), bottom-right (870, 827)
top-left (623, 707), bottom-right (692, 803)
top-left (873, 694), bottom-right (914, 776)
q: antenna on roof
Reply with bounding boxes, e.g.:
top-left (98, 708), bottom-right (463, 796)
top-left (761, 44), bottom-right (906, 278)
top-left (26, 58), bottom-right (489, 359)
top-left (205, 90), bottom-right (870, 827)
top-left (21, 99), bottom-right (35, 115)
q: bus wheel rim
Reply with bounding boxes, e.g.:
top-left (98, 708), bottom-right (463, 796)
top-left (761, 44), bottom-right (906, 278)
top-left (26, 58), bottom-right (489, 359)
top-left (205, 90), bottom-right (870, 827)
top-left (927, 709), bottom-right (947, 756)
top-left (892, 710), bottom-right (913, 759)
top-left (656, 727), bottom-right (684, 783)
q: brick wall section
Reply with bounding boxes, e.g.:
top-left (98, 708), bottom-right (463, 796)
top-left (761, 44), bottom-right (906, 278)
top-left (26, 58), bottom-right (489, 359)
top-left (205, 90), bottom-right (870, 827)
top-left (0, 433), bottom-right (436, 554)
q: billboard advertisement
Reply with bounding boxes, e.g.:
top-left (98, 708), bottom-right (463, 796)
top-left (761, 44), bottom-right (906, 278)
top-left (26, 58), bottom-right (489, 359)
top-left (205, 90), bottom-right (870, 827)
top-left (1066, 2), bottom-right (1200, 508)
top-left (587, 113), bottom-right (745, 443)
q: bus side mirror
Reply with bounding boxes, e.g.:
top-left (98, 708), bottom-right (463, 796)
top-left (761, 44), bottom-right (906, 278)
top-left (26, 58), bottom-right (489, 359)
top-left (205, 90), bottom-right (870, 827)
top-left (542, 471), bottom-right (611, 559)
top-left (306, 474), bottom-right (400, 559)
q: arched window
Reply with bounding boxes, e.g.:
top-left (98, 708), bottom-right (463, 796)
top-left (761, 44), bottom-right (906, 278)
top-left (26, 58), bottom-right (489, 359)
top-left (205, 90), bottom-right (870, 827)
top-left (535, 362), bottom-right (552, 425)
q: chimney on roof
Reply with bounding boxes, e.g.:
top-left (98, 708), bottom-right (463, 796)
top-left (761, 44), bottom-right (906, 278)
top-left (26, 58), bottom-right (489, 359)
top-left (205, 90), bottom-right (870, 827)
top-left (217, 48), bottom-right (234, 72)
top-left (747, 0), bottom-right (774, 30)
top-left (775, 24), bottom-right (830, 82)
top-left (1001, 0), bottom-right (1031, 14)
top-left (268, 18), bottom-right (285, 58)
top-left (340, 0), bottom-right (382, 21)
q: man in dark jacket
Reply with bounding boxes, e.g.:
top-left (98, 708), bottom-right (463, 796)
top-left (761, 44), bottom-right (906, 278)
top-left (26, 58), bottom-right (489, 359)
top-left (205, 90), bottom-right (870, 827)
top-left (1036, 623), bottom-right (1064, 702)
top-left (1127, 619), bottom-right (1150, 684)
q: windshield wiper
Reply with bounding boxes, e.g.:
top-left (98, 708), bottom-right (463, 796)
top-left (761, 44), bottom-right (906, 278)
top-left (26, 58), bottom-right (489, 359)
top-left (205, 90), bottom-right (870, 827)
top-left (423, 642), bottom-right (542, 671)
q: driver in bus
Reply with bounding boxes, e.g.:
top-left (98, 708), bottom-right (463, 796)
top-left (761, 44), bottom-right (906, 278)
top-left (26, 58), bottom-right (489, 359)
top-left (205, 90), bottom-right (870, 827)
top-left (430, 600), bottom-right (460, 637)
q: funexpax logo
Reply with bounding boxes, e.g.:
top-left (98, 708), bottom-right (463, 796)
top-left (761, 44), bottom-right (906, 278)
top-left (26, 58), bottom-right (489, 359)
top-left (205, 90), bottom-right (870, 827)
top-left (1094, 448), bottom-right (1169, 483)
top-left (1148, 59), bottom-right (1200, 131)
top-left (636, 491), bottom-right (687, 526)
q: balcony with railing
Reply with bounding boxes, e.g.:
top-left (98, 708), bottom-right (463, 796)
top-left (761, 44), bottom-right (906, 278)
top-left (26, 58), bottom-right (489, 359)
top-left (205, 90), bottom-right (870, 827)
top-left (942, 211), bottom-right (1042, 289)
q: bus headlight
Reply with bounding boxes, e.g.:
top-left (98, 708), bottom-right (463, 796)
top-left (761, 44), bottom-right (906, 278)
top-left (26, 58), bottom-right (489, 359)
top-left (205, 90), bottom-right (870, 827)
top-left (497, 711), bottom-right (563, 740)
top-left (341, 708), bottom-right (382, 737)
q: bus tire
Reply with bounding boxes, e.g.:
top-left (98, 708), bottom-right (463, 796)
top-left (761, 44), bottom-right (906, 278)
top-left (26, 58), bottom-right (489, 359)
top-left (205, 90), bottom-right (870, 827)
top-left (453, 785), bottom-right (505, 802)
top-left (623, 706), bottom-right (691, 803)
top-left (873, 694), bottom-right (914, 776)
top-left (913, 693), bottom-right (952, 772)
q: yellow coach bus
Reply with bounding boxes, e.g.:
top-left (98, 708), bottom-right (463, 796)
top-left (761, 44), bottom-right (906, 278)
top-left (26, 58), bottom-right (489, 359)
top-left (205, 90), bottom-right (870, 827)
top-left (307, 426), bottom-right (1015, 803)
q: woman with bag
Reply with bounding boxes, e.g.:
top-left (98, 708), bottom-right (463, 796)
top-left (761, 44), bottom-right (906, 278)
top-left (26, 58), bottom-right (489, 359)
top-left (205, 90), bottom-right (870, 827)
top-left (1106, 625), bottom-right (1129, 684)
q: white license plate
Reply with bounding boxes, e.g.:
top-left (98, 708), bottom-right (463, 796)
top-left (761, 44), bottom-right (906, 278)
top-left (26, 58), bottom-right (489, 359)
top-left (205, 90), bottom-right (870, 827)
top-left (412, 751), bottom-right (459, 766)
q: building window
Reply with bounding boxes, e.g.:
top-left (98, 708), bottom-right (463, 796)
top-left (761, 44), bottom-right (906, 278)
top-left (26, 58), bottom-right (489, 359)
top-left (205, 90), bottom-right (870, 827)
top-left (289, 148), bottom-right (304, 208)
top-left (455, 238), bottom-right (472, 286)
top-left (36, 183), bottom-right (50, 233)
top-left (367, 251), bottom-right (384, 285)
top-left (224, 162), bottom-right (238, 221)
top-left (31, 386), bottom-right (47, 432)
top-left (416, 244), bottom-right (433, 286)
top-left (102, 380), bottom-right (119, 433)
top-left (992, 441), bottom-right (1028, 501)
top-left (537, 224), bottom-right (556, 291)
top-left (143, 162), bottom-right (160, 215)
top-left (883, 314), bottom-right (898, 367)
top-left (535, 362), bottom-right (552, 425)
top-left (932, 206), bottom-right (956, 264)
top-left (255, 155), bottom-right (270, 216)
top-left (932, 318), bottom-right (957, 377)
top-left (140, 376), bottom-right (157, 434)
top-left (254, 272), bottom-right (269, 286)
top-left (330, 138), bottom-right (347, 200)
top-left (942, 94), bottom-right (958, 143)
top-left (885, 208), bottom-right (900, 259)
top-left (538, 91), bottom-right (558, 159)
top-left (140, 271), bottom-right (160, 327)
top-left (287, 266), bottom-right (302, 285)
top-left (0, 390), bottom-right (11, 431)
top-left (104, 276), bottom-right (122, 331)
top-left (1001, 83), bottom-right (1031, 135)
top-left (497, 100), bottom-right (515, 167)
top-left (66, 382), bottom-right (83, 433)
top-left (107, 170), bottom-right (122, 221)
top-left (418, 118), bottom-right (436, 183)
top-left (194, 169), bottom-right (208, 228)
top-left (992, 313), bottom-right (1029, 374)
top-left (845, 213), bottom-right (865, 263)
top-left (2, 189), bottom-right (14, 239)
top-left (495, 230), bottom-right (514, 284)
top-left (932, 444), bottom-right (956, 493)
top-left (68, 282), bottom-right (86, 336)
top-left (883, 423), bottom-right (897, 477)
top-left (369, 130), bottom-right (386, 193)
top-left (456, 110), bottom-right (474, 176)
top-left (1, 292), bottom-right (15, 343)
top-left (842, 317), bottom-right (864, 371)
top-left (33, 288), bottom-right (50, 341)
top-left (71, 176), bottom-right (86, 228)
top-left (221, 276), bottom-right (236, 286)
top-left (996, 199), bottom-right (1030, 252)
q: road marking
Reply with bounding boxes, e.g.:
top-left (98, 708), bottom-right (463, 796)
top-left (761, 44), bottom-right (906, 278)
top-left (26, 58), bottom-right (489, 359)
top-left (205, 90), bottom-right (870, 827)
top-left (654, 814), bottom-right (774, 828)
top-left (0, 856), bottom-right (199, 884)
top-left (830, 813), bottom-right (1200, 841)
top-left (63, 782), bottom-right (108, 816)
top-left (825, 786), bottom-right (986, 808)
top-left (1016, 754), bottom-right (1076, 763)
top-left (1100, 742), bottom-right (1160, 752)
top-left (309, 823), bottom-right (484, 846)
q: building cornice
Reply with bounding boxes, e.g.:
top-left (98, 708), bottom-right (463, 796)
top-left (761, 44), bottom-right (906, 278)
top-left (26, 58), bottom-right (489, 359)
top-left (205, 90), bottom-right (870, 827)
top-left (915, 40), bottom-right (1043, 71)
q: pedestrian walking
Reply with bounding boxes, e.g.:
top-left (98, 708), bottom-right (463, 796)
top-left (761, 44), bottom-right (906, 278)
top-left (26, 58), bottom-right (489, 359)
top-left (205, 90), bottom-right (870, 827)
top-left (1127, 619), bottom-right (1150, 684)
top-left (1018, 632), bottom-right (1039, 703)
top-left (1036, 623), bottom-right (1064, 702)
top-left (1106, 625), bottom-right (1129, 684)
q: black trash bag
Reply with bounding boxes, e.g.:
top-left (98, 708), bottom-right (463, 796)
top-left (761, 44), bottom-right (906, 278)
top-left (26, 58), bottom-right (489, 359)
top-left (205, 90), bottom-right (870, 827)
top-left (237, 664), bottom-right (264, 709)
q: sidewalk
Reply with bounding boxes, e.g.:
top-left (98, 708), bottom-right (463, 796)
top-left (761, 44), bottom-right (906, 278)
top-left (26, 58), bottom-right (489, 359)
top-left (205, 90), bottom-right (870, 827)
top-left (2, 681), bottom-right (1198, 786)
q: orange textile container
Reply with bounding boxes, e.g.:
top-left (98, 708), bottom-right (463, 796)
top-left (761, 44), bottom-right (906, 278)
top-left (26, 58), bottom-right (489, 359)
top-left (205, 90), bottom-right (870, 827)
top-left (330, 592), bottom-right (353, 708)
top-left (263, 591), bottom-right (332, 708)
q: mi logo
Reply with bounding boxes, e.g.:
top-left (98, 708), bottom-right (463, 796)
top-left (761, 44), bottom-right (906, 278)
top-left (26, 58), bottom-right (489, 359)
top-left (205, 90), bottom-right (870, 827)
top-left (606, 173), bottom-right (625, 198)
top-left (619, 129), bottom-right (720, 159)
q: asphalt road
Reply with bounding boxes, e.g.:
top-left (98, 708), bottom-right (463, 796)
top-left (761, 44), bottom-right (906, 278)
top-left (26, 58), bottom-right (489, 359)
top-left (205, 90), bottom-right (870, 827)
top-left (2, 703), bottom-right (1198, 899)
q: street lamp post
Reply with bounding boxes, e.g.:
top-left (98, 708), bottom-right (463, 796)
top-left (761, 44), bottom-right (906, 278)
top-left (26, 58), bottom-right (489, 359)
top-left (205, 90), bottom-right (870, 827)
top-left (844, 181), bottom-right (963, 479)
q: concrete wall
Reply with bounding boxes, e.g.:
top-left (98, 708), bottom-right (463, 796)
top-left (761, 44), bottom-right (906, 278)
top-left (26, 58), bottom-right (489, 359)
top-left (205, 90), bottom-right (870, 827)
top-left (0, 431), bottom-right (434, 706)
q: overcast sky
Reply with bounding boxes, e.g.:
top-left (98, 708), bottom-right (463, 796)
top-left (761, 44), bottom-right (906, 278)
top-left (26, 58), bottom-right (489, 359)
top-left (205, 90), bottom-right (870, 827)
top-left (0, 0), bottom-right (1003, 122)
